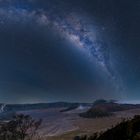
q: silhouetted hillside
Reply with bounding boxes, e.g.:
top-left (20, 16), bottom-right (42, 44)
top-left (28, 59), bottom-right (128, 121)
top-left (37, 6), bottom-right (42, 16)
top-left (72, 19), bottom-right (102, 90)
top-left (74, 115), bottom-right (140, 140)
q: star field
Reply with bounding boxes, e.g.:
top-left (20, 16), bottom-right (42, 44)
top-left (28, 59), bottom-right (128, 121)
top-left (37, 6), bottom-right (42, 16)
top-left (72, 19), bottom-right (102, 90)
top-left (0, 0), bottom-right (139, 103)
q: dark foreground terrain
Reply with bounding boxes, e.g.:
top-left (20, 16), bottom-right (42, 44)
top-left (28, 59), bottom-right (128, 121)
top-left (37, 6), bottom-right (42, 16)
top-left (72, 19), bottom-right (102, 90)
top-left (75, 115), bottom-right (140, 140)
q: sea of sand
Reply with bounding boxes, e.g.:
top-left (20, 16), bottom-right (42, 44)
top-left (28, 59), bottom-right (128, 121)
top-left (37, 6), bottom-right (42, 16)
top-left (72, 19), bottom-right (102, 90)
top-left (19, 108), bottom-right (140, 140)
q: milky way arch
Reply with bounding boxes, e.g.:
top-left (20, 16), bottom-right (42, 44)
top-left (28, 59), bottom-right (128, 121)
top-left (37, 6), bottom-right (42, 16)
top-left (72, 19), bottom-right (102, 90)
top-left (0, 1), bottom-right (123, 94)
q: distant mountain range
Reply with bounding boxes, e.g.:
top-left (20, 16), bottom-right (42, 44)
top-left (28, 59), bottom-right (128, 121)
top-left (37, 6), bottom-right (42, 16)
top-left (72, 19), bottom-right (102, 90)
top-left (0, 102), bottom-right (91, 112)
top-left (0, 102), bottom-right (91, 120)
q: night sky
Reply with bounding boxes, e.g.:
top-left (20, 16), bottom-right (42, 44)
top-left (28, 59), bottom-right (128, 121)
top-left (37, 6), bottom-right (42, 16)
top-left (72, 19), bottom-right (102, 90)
top-left (0, 0), bottom-right (140, 103)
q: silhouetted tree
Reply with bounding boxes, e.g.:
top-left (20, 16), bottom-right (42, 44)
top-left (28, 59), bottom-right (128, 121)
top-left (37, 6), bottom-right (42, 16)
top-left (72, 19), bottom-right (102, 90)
top-left (0, 114), bottom-right (42, 140)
